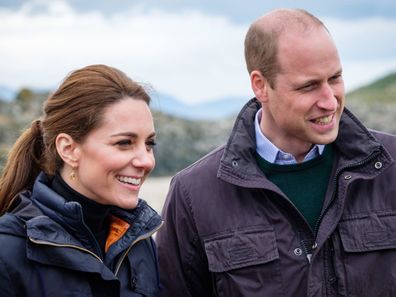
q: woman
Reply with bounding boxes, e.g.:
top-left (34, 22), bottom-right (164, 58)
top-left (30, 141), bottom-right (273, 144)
top-left (0, 64), bottom-right (163, 297)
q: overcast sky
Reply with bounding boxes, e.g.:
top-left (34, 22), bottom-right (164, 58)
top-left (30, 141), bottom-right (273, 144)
top-left (1, 0), bottom-right (396, 104)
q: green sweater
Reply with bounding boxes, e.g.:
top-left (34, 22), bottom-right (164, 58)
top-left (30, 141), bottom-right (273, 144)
top-left (256, 145), bottom-right (334, 231)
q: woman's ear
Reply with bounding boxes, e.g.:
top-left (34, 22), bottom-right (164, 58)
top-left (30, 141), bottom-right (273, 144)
top-left (55, 133), bottom-right (80, 168)
top-left (250, 70), bottom-right (270, 104)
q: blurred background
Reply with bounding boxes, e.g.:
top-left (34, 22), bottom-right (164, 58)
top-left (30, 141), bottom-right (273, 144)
top-left (1, 0), bottom-right (396, 212)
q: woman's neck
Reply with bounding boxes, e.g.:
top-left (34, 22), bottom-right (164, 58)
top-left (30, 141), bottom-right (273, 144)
top-left (51, 172), bottom-right (111, 253)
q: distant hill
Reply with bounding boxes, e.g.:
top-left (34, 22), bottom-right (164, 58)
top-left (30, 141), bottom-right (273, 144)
top-left (0, 88), bottom-right (234, 176)
top-left (347, 72), bottom-right (396, 104)
top-left (150, 93), bottom-right (246, 120)
top-left (152, 111), bottom-right (233, 176)
top-left (0, 85), bottom-right (247, 120)
top-left (346, 72), bottom-right (396, 134)
top-left (2, 71), bottom-right (395, 121)
top-left (151, 72), bottom-right (396, 120)
top-left (1, 72), bottom-right (395, 176)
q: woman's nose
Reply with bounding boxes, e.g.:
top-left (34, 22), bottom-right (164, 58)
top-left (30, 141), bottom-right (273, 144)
top-left (131, 148), bottom-right (155, 171)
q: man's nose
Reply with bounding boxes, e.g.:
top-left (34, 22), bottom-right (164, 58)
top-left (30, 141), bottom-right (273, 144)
top-left (317, 83), bottom-right (338, 111)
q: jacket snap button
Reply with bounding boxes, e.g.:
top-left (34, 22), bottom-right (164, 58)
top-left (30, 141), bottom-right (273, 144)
top-left (294, 248), bottom-right (303, 256)
top-left (130, 276), bottom-right (137, 290)
top-left (344, 174), bottom-right (352, 180)
top-left (374, 161), bottom-right (382, 169)
top-left (312, 242), bottom-right (318, 249)
top-left (232, 160), bottom-right (238, 167)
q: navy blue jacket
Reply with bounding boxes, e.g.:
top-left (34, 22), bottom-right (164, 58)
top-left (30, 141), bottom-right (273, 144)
top-left (0, 173), bottom-right (163, 297)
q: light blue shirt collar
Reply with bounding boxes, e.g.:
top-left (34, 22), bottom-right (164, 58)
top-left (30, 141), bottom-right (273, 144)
top-left (254, 108), bottom-right (325, 165)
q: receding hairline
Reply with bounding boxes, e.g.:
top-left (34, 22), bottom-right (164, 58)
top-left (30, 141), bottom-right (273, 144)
top-left (250, 8), bottom-right (327, 36)
top-left (244, 8), bottom-right (329, 86)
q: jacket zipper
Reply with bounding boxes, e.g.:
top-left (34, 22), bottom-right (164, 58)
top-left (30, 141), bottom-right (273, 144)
top-left (268, 188), bottom-right (314, 262)
top-left (313, 150), bottom-right (381, 238)
top-left (28, 237), bottom-right (103, 263)
top-left (29, 221), bottom-right (164, 276)
top-left (114, 221), bottom-right (164, 276)
top-left (77, 206), bottom-right (104, 259)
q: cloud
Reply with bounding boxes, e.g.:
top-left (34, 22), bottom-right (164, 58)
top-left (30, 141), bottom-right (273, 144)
top-left (0, 0), bottom-right (395, 104)
top-left (0, 0), bottom-right (248, 103)
top-left (325, 16), bottom-right (396, 91)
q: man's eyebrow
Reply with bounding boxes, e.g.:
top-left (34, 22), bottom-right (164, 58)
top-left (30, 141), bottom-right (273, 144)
top-left (333, 69), bottom-right (343, 76)
top-left (293, 79), bottom-right (319, 89)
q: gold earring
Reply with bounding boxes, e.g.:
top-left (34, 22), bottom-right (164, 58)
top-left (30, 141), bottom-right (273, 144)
top-left (70, 168), bottom-right (76, 181)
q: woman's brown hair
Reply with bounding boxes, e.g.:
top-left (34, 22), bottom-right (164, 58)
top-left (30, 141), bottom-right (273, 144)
top-left (0, 64), bottom-right (150, 214)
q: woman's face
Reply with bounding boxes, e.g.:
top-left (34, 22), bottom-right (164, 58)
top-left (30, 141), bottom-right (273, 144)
top-left (68, 97), bottom-right (156, 209)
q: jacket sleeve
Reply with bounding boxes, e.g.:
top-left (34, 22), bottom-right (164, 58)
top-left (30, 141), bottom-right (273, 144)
top-left (155, 175), bottom-right (213, 297)
top-left (0, 257), bottom-right (17, 297)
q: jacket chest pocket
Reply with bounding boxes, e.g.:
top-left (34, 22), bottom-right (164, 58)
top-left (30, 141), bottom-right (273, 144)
top-left (335, 211), bottom-right (396, 297)
top-left (203, 225), bottom-right (284, 297)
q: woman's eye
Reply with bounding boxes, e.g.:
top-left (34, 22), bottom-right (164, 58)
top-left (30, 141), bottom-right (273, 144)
top-left (116, 139), bottom-right (132, 147)
top-left (146, 139), bottom-right (157, 150)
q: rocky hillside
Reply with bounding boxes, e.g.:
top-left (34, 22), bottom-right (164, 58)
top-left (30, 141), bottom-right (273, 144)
top-left (346, 73), bottom-right (396, 134)
top-left (0, 88), bottom-right (234, 176)
top-left (0, 72), bottom-right (395, 176)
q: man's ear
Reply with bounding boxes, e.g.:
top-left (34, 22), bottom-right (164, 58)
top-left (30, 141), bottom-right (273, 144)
top-left (250, 70), bottom-right (270, 104)
top-left (55, 133), bottom-right (80, 168)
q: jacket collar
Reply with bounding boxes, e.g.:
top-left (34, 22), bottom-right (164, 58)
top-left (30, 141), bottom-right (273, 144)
top-left (0, 173), bottom-right (162, 277)
top-left (218, 98), bottom-right (268, 188)
top-left (14, 173), bottom-right (161, 269)
top-left (30, 172), bottom-right (162, 245)
top-left (218, 98), bottom-right (393, 188)
top-left (335, 108), bottom-right (384, 162)
top-left (26, 219), bottom-right (119, 281)
top-left (0, 193), bottom-right (41, 237)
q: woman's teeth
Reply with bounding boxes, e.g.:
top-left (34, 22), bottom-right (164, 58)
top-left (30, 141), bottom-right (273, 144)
top-left (117, 176), bottom-right (141, 185)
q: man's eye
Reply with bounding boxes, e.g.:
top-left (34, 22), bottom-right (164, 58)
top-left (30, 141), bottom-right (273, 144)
top-left (330, 74), bottom-right (342, 82)
top-left (299, 84), bottom-right (315, 91)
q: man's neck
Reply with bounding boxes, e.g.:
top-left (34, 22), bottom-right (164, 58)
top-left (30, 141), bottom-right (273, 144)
top-left (254, 108), bottom-right (324, 164)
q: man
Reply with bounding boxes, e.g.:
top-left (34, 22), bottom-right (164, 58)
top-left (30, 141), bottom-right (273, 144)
top-left (156, 8), bottom-right (396, 297)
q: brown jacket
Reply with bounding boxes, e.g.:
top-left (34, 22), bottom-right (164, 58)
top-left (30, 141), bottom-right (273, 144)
top-left (156, 98), bottom-right (396, 297)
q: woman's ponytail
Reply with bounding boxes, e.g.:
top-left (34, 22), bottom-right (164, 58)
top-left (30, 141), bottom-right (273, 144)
top-left (0, 119), bottom-right (44, 214)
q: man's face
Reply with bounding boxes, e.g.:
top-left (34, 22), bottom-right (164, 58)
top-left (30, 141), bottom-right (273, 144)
top-left (260, 27), bottom-right (345, 160)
